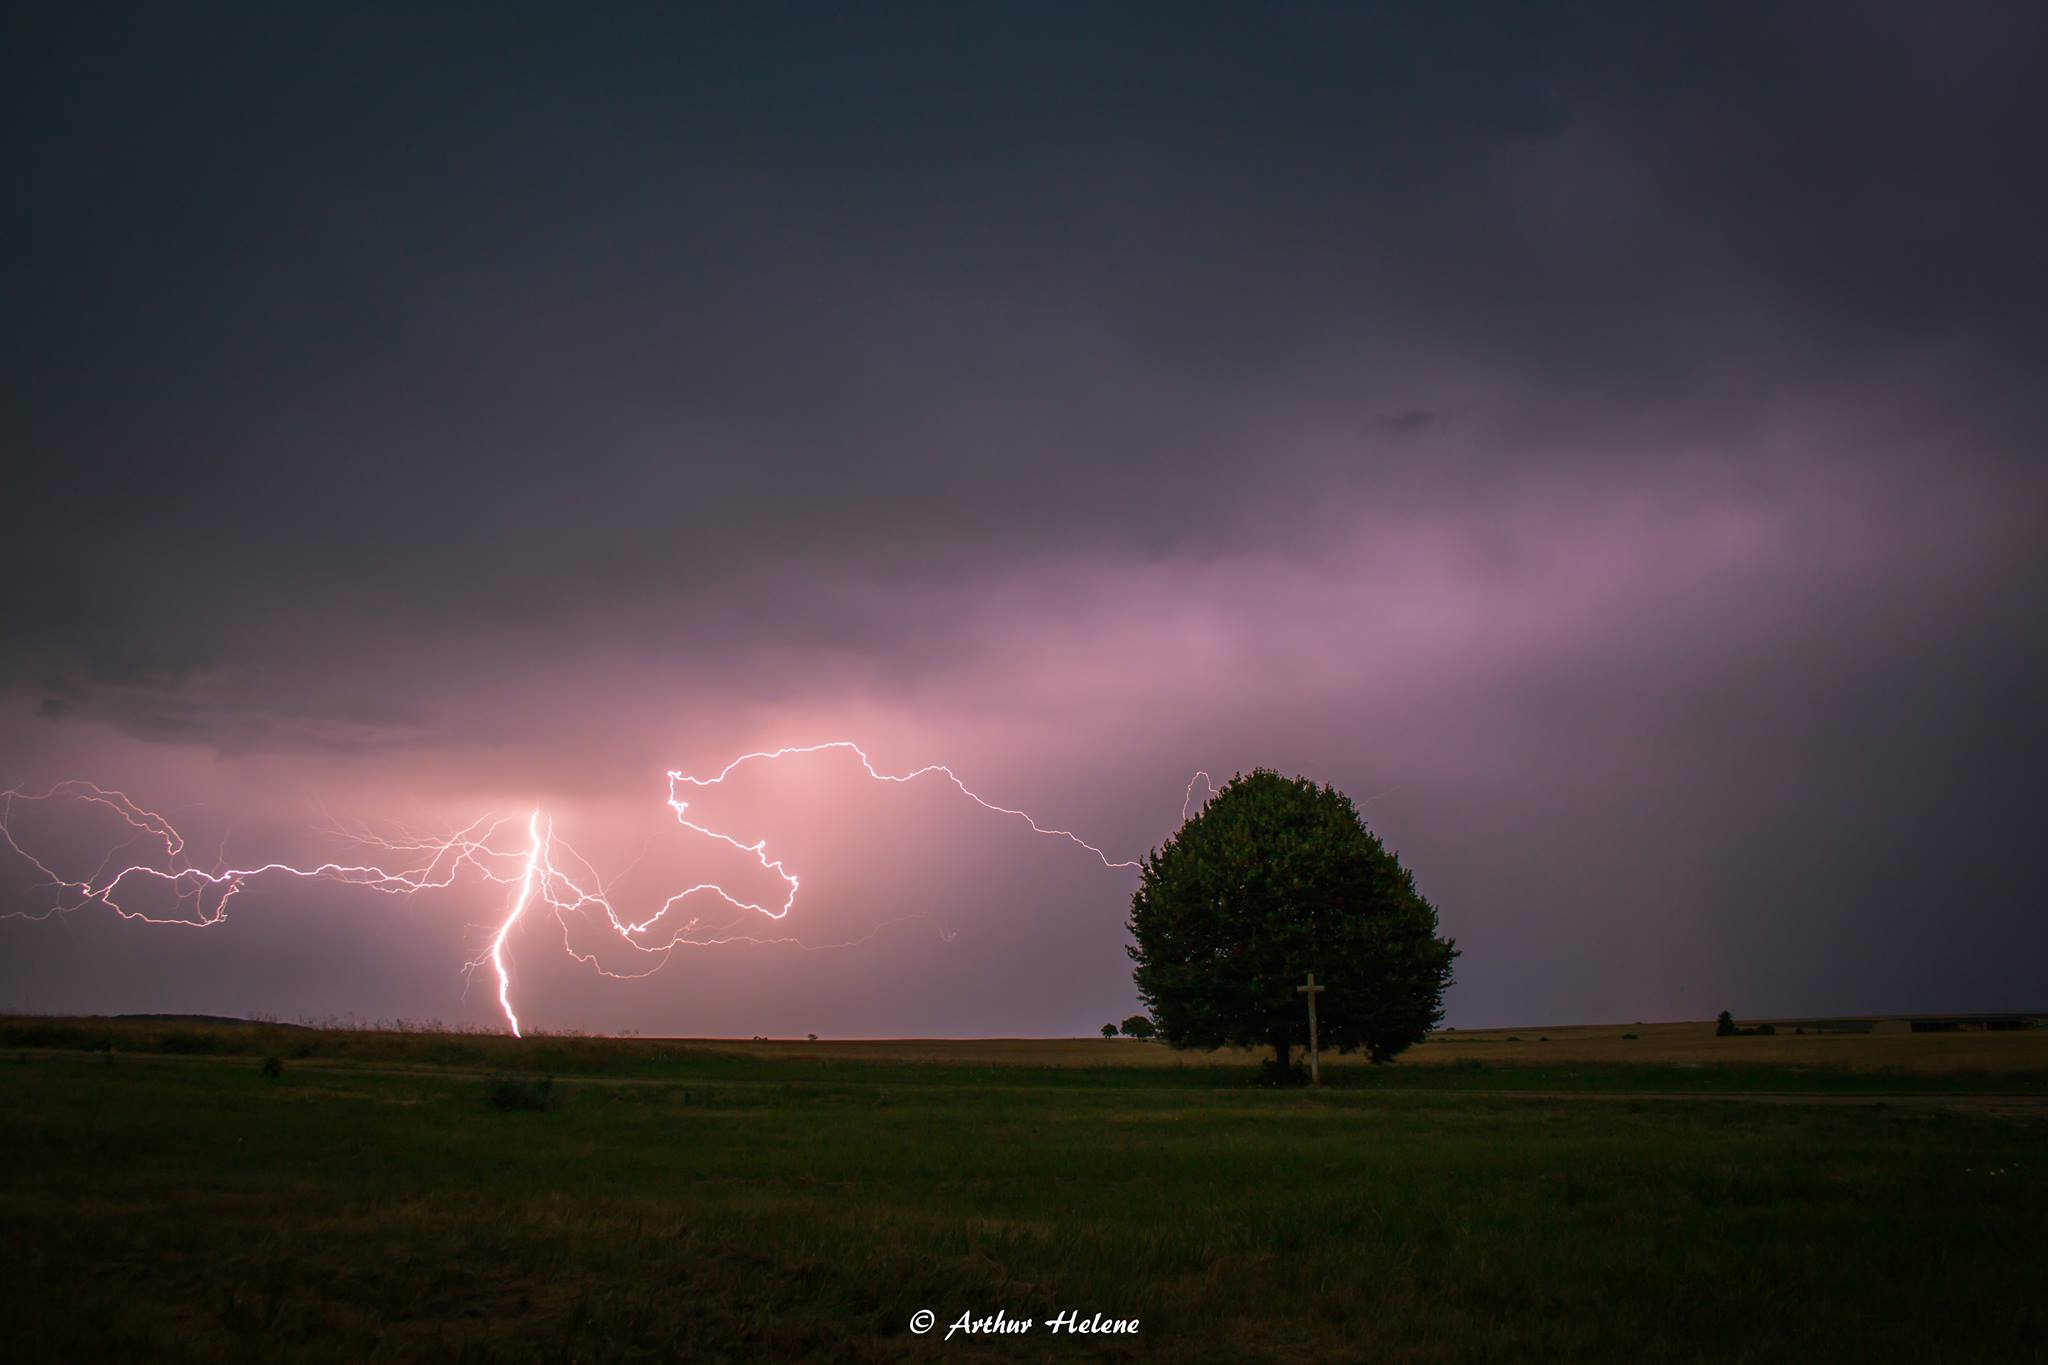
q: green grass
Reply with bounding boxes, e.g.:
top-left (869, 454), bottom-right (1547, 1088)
top-left (3, 1023), bottom-right (2044, 1361)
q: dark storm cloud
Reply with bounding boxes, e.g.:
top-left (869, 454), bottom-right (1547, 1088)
top-left (29, 673), bottom-right (434, 754)
top-left (2, 2), bottom-right (2044, 1029)
top-left (7, 1), bottom-right (2043, 673)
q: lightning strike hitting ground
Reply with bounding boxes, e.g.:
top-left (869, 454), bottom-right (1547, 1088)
top-left (2, 747), bottom-right (1219, 1035)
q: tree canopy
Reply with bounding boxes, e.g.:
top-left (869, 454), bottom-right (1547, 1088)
top-left (1126, 769), bottom-right (1456, 1070)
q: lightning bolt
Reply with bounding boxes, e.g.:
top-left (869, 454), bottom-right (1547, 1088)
top-left (1, 746), bottom-right (1222, 1036)
top-left (490, 809), bottom-right (545, 1039)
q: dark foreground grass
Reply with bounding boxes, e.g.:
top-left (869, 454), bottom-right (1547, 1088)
top-left (3, 1037), bottom-right (2043, 1362)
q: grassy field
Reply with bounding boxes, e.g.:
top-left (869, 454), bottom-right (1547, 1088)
top-left (3, 1016), bottom-right (2044, 1361)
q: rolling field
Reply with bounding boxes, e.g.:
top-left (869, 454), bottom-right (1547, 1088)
top-left (3, 1016), bottom-right (2044, 1361)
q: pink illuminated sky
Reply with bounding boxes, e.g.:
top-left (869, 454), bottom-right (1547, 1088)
top-left (3, 5), bottom-right (2044, 1033)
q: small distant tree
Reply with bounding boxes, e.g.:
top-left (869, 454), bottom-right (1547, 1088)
top-left (1128, 770), bottom-right (1456, 1071)
top-left (1716, 1010), bottom-right (1736, 1036)
top-left (1120, 1015), bottom-right (1157, 1040)
top-left (1101, 1023), bottom-right (1119, 1039)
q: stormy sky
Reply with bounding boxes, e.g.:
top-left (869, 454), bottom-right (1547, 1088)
top-left (3, 2), bottom-right (2043, 1034)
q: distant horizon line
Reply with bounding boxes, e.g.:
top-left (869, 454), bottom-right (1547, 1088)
top-left (7, 1007), bottom-right (2042, 1041)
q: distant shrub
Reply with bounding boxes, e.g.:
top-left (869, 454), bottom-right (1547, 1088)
top-left (1716, 1011), bottom-right (1737, 1037)
top-left (1505, 1035), bottom-right (1521, 1042)
top-left (1622, 1033), bottom-right (1639, 1040)
top-left (259, 1055), bottom-right (284, 1078)
top-left (484, 1074), bottom-right (556, 1111)
top-left (1756, 1024), bottom-right (1777, 1036)
top-left (1252, 1057), bottom-right (1310, 1087)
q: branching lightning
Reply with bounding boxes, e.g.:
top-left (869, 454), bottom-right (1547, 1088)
top-left (2, 746), bottom-right (1216, 1036)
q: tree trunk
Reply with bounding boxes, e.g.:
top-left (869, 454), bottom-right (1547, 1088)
top-left (1272, 1033), bottom-right (1291, 1073)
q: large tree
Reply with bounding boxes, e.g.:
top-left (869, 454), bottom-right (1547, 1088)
top-left (1127, 770), bottom-right (1456, 1071)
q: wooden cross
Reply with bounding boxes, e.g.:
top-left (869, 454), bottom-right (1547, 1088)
top-left (1297, 972), bottom-right (1325, 1085)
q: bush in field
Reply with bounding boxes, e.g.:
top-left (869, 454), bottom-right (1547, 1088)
top-left (1717, 1010), bottom-right (1737, 1036)
top-left (1119, 1015), bottom-right (1157, 1040)
top-left (259, 1055), bottom-right (284, 1078)
top-left (1254, 1056), bottom-right (1310, 1086)
top-left (1101, 1023), bottom-right (1118, 1039)
top-left (484, 1074), bottom-right (556, 1111)
top-left (1128, 770), bottom-right (1456, 1070)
